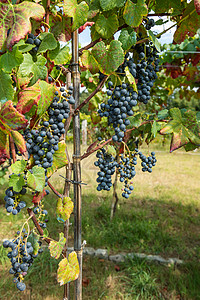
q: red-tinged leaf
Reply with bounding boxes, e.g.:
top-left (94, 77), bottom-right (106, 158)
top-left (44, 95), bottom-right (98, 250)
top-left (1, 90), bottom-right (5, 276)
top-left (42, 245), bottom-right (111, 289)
top-left (17, 81), bottom-right (41, 115)
top-left (169, 130), bottom-right (188, 152)
top-left (32, 189), bottom-right (47, 205)
top-left (0, 1), bottom-right (45, 50)
top-left (0, 101), bottom-right (28, 133)
top-left (57, 252), bottom-right (79, 285)
top-left (183, 65), bottom-right (199, 81)
top-left (78, 22), bottom-right (94, 34)
top-left (0, 131), bottom-right (10, 165)
top-left (11, 131), bottom-right (27, 155)
top-left (86, 140), bottom-right (98, 153)
top-left (194, 0), bottom-right (200, 15)
top-left (49, 232), bottom-right (66, 259)
top-left (174, 1), bottom-right (200, 43)
top-left (37, 81), bottom-right (56, 117)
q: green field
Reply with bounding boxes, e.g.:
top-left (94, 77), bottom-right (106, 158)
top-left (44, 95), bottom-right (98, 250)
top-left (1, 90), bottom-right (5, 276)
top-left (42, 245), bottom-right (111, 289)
top-left (0, 142), bottom-right (200, 299)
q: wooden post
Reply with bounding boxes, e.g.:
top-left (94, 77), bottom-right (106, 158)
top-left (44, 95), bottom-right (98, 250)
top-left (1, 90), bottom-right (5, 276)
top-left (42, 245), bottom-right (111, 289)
top-left (82, 120), bottom-right (87, 145)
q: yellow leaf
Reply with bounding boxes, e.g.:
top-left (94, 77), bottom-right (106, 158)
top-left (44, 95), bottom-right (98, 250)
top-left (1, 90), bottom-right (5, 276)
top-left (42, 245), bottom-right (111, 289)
top-left (57, 251), bottom-right (79, 285)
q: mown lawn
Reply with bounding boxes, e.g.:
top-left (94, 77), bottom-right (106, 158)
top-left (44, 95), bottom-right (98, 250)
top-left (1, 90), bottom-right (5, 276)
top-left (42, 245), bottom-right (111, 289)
top-left (0, 141), bottom-right (200, 299)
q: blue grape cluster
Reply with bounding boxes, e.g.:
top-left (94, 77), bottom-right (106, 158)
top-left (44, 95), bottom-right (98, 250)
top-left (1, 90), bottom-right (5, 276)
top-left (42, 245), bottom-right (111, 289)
top-left (144, 18), bottom-right (155, 30)
top-left (3, 229), bottom-right (43, 292)
top-left (94, 149), bottom-right (117, 191)
top-left (4, 187), bottom-right (26, 215)
top-left (25, 87), bottom-right (74, 185)
top-left (98, 81), bottom-right (138, 142)
top-left (117, 153), bottom-right (137, 199)
top-left (33, 206), bottom-right (48, 229)
top-left (25, 33), bottom-right (41, 56)
top-left (139, 151), bottom-right (157, 173)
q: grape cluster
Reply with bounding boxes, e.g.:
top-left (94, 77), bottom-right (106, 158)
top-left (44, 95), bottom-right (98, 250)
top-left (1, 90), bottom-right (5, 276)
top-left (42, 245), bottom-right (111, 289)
top-left (117, 153), bottom-right (137, 199)
top-left (33, 205), bottom-right (48, 229)
top-left (94, 149), bottom-right (117, 191)
top-left (4, 187), bottom-right (26, 215)
top-left (3, 229), bottom-right (43, 292)
top-left (25, 33), bottom-right (41, 56)
top-left (25, 87), bottom-right (74, 185)
top-left (144, 18), bottom-right (155, 30)
top-left (98, 81), bottom-right (137, 142)
top-left (139, 151), bottom-right (157, 173)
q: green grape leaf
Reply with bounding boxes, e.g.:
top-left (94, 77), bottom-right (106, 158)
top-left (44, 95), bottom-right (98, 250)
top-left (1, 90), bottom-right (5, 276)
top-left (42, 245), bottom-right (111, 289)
top-left (160, 108), bottom-right (200, 152)
top-left (0, 47), bottom-right (24, 73)
top-left (18, 53), bottom-right (47, 87)
top-left (0, 100), bottom-right (28, 133)
top-left (37, 32), bottom-right (57, 54)
top-left (0, 1), bottom-right (45, 50)
top-left (148, 30), bottom-right (161, 52)
top-left (9, 174), bottom-right (25, 192)
top-left (16, 81), bottom-right (41, 115)
top-left (63, 0), bottom-right (89, 31)
top-left (81, 50), bottom-right (99, 74)
top-left (11, 160), bottom-right (27, 174)
top-left (13, 39), bottom-right (35, 53)
top-left (10, 131), bottom-right (27, 155)
top-left (106, 145), bottom-right (116, 157)
top-left (49, 42), bottom-right (70, 65)
top-left (95, 14), bottom-right (119, 39)
top-left (0, 70), bottom-right (15, 103)
top-left (92, 40), bottom-right (124, 75)
top-left (37, 81), bottom-right (55, 117)
top-left (157, 109), bottom-right (169, 120)
top-left (100, 0), bottom-right (126, 11)
top-left (49, 232), bottom-right (66, 259)
top-left (57, 197), bottom-right (74, 222)
top-left (174, 1), bottom-right (200, 43)
top-left (118, 29), bottom-right (137, 51)
top-left (27, 166), bottom-right (45, 192)
top-left (123, 0), bottom-right (148, 27)
top-left (0, 131), bottom-right (10, 165)
top-left (57, 251), bottom-right (79, 285)
top-left (43, 228), bottom-right (49, 239)
top-left (46, 141), bottom-right (68, 178)
top-left (125, 67), bottom-right (138, 92)
top-left (154, 0), bottom-right (182, 13)
top-left (27, 232), bottom-right (40, 255)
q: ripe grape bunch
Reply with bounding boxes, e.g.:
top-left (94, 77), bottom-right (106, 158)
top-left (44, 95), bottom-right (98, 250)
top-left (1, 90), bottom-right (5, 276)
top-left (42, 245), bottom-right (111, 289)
top-left (25, 33), bottom-right (42, 56)
top-left (94, 149), bottom-right (118, 191)
top-left (4, 187), bottom-right (26, 215)
top-left (3, 229), bottom-right (43, 292)
top-left (98, 81), bottom-right (138, 142)
top-left (116, 17), bottom-right (160, 104)
top-left (24, 87), bottom-right (74, 186)
top-left (33, 204), bottom-right (48, 229)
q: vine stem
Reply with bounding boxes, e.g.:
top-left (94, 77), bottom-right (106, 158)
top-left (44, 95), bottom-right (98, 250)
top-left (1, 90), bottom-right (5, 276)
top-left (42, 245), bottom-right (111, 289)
top-left (27, 208), bottom-right (51, 244)
top-left (73, 76), bottom-right (107, 114)
top-left (9, 136), bottom-right (16, 163)
top-left (48, 181), bottom-right (62, 198)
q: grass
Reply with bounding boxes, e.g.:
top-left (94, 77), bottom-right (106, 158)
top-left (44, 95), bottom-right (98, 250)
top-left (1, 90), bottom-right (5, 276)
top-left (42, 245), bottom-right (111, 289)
top-left (0, 140), bottom-right (200, 299)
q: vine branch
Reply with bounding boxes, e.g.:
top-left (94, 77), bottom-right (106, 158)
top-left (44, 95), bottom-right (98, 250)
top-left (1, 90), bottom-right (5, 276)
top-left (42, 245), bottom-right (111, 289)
top-left (48, 181), bottom-right (62, 198)
top-left (9, 137), bottom-right (16, 163)
top-left (74, 76), bottom-right (107, 114)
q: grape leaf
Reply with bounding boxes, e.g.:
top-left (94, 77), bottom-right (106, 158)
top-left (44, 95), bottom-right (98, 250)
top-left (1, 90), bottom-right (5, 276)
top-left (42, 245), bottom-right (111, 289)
top-left (57, 197), bottom-right (74, 222)
top-left (0, 1), bottom-right (45, 50)
top-left (57, 251), bottom-right (79, 285)
top-left (174, 1), bottom-right (200, 43)
top-left (0, 47), bottom-right (24, 73)
top-left (81, 50), bottom-right (99, 74)
top-left (11, 159), bottom-right (27, 174)
top-left (13, 39), bottom-right (35, 53)
top-left (9, 174), bottom-right (25, 192)
top-left (46, 141), bottom-right (68, 178)
top-left (0, 100), bottom-right (28, 133)
top-left (0, 70), bottom-right (15, 103)
top-left (37, 81), bottom-right (55, 117)
top-left (100, 0), bottom-right (126, 11)
top-left (125, 67), bottom-right (138, 92)
top-left (37, 32), bottom-right (57, 54)
top-left (16, 81), bottom-right (41, 115)
top-left (123, 0), bottom-right (148, 28)
top-left (160, 108), bottom-right (200, 152)
top-left (118, 29), bottom-right (137, 51)
top-left (18, 54), bottom-right (47, 87)
top-left (32, 189), bottom-right (47, 205)
top-left (91, 41), bottom-right (124, 75)
top-left (148, 30), bottom-right (161, 52)
top-left (49, 42), bottom-right (70, 65)
top-left (63, 0), bottom-right (89, 31)
top-left (49, 232), bottom-right (66, 259)
top-left (95, 14), bottom-right (119, 39)
top-left (0, 131), bottom-right (10, 165)
top-left (154, 0), bottom-right (182, 13)
top-left (106, 145), bottom-right (116, 157)
top-left (27, 232), bottom-right (39, 255)
top-left (10, 131), bottom-right (27, 155)
top-left (27, 166), bottom-right (45, 192)
top-left (194, 0), bottom-right (200, 15)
